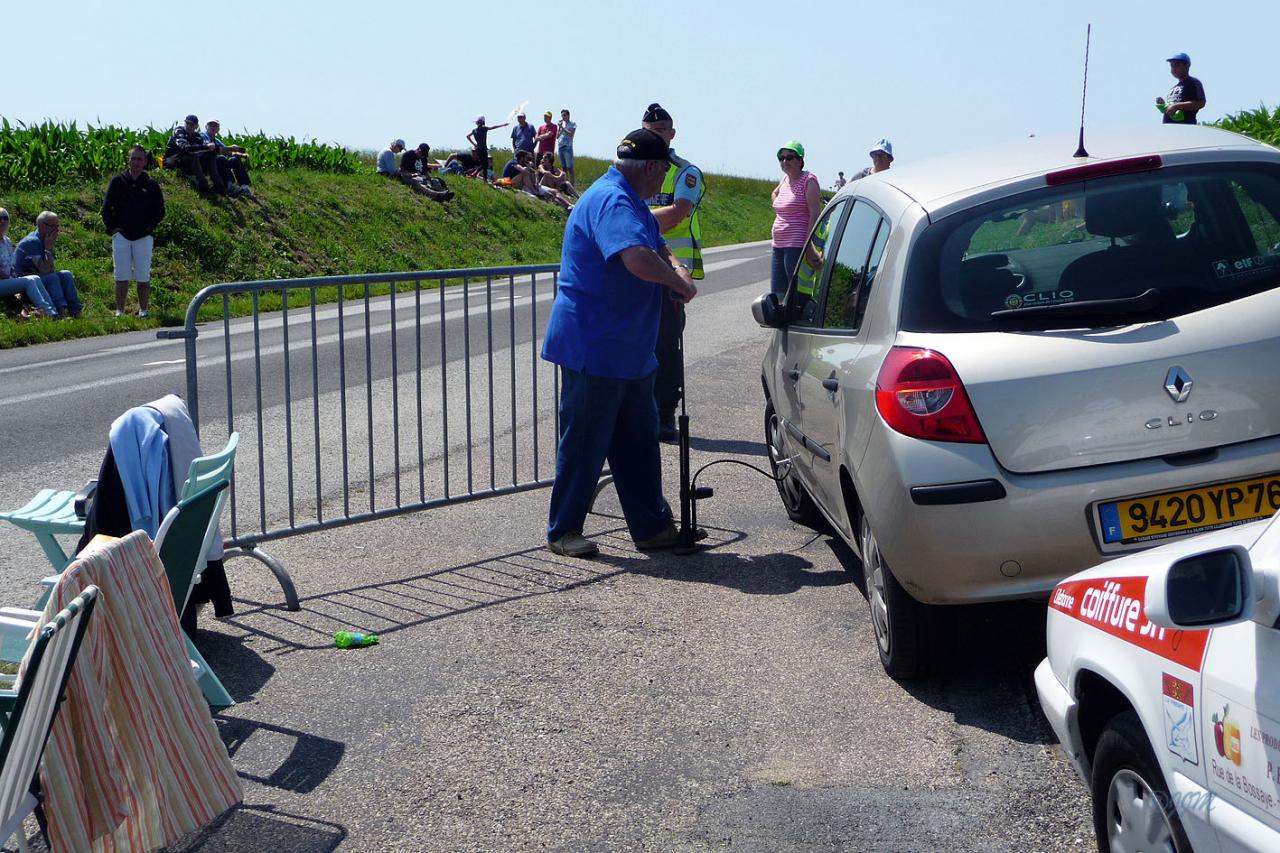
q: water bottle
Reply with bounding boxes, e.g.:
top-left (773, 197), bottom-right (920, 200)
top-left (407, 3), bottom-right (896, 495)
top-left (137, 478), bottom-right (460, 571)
top-left (334, 630), bottom-right (379, 648)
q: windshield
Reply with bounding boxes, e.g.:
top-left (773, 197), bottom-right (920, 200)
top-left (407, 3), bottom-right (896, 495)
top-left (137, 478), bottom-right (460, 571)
top-left (901, 163), bottom-right (1280, 332)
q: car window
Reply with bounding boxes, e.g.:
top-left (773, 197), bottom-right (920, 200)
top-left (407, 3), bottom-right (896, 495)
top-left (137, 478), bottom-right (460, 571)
top-left (901, 164), bottom-right (1280, 332)
top-left (856, 222), bottom-right (891, 330)
top-left (820, 202), bottom-right (884, 332)
top-left (788, 200), bottom-right (847, 326)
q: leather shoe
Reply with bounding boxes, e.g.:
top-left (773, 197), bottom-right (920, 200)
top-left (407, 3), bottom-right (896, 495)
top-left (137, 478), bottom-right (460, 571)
top-left (547, 531), bottom-right (599, 558)
top-left (635, 523), bottom-right (679, 551)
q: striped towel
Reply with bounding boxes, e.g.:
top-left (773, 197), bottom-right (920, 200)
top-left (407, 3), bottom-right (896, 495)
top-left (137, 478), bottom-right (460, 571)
top-left (19, 531), bottom-right (242, 851)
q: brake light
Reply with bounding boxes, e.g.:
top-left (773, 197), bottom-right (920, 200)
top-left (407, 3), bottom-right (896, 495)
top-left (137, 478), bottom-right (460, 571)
top-left (1044, 155), bottom-right (1163, 186)
top-left (875, 347), bottom-right (987, 443)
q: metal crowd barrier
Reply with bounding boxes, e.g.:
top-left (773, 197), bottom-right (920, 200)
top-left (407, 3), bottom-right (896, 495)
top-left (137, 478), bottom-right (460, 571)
top-left (159, 265), bottom-right (563, 610)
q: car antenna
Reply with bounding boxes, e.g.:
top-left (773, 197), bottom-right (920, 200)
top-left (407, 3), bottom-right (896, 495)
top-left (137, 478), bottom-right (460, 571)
top-left (1073, 23), bottom-right (1092, 158)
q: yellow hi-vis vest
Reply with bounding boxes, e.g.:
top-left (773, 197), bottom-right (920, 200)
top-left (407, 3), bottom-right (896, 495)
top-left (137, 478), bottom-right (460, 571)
top-left (648, 155), bottom-right (705, 280)
top-left (796, 215), bottom-right (831, 296)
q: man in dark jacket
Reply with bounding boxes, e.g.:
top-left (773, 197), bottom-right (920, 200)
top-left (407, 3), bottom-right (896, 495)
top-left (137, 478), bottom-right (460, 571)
top-left (102, 145), bottom-right (165, 317)
top-left (164, 114), bottom-right (226, 194)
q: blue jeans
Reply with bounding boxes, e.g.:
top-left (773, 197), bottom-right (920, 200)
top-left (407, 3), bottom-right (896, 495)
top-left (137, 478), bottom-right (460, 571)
top-left (771, 246), bottom-right (802, 296)
top-left (0, 274), bottom-right (56, 314)
top-left (547, 366), bottom-right (672, 543)
top-left (39, 270), bottom-right (81, 315)
top-left (558, 146), bottom-right (574, 170)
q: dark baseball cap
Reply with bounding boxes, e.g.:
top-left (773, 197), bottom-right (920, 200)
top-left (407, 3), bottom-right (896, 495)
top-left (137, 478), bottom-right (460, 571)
top-left (617, 128), bottom-right (670, 161)
top-left (1166, 52), bottom-right (1191, 63)
top-left (184, 114), bottom-right (199, 124)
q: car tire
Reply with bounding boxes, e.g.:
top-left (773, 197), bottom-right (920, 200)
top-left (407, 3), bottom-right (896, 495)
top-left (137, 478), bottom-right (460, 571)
top-left (859, 511), bottom-right (944, 680)
top-left (1092, 709), bottom-right (1193, 853)
top-left (764, 399), bottom-right (823, 528)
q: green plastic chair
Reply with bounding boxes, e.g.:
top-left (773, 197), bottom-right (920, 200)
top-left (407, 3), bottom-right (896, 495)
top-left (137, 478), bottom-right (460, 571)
top-left (0, 586), bottom-right (99, 853)
top-left (15, 481), bottom-right (235, 708)
top-left (153, 481), bottom-right (235, 708)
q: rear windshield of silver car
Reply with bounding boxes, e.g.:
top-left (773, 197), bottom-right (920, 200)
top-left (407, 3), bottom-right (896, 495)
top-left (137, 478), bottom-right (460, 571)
top-left (901, 164), bottom-right (1280, 332)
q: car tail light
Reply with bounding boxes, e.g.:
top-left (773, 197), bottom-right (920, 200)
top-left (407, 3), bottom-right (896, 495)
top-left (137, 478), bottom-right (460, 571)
top-left (875, 347), bottom-right (987, 443)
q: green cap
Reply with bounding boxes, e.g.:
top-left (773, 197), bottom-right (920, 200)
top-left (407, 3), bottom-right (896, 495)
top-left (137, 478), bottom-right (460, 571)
top-left (778, 140), bottom-right (805, 159)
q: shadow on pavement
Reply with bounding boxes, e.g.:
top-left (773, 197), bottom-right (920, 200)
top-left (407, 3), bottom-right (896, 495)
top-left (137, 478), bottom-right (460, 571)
top-left (215, 716), bottom-right (345, 795)
top-left (167, 804), bottom-right (347, 852)
top-left (194, 629), bottom-right (275, 702)
top-left (687, 436), bottom-right (768, 457)
top-left (819, 529), bottom-right (1056, 746)
top-left (220, 535), bottom-right (635, 652)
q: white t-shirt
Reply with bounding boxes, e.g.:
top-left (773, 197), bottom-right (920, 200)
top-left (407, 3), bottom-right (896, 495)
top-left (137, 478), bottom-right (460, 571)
top-left (557, 120), bottom-right (576, 148)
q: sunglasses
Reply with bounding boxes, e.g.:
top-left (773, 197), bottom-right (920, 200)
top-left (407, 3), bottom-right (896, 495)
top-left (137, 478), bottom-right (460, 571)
top-left (778, 154), bottom-right (798, 162)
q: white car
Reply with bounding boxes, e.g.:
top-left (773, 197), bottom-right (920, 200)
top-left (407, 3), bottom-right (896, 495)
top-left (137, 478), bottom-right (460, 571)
top-left (754, 126), bottom-right (1280, 679)
top-left (1036, 510), bottom-right (1280, 852)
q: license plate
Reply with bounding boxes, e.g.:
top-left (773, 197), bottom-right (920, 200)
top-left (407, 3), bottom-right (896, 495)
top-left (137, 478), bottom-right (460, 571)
top-left (1096, 473), bottom-right (1280, 547)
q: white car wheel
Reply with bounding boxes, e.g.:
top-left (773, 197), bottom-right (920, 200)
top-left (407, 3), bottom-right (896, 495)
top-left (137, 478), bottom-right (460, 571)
top-left (1092, 710), bottom-right (1191, 853)
top-left (764, 399), bottom-right (821, 526)
top-left (857, 511), bottom-right (942, 680)
top-left (860, 512), bottom-right (891, 656)
top-left (1106, 770), bottom-right (1175, 853)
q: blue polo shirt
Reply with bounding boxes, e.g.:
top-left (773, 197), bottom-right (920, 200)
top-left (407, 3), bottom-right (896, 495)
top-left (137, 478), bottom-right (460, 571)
top-left (511, 123), bottom-right (535, 151)
top-left (541, 166), bottom-right (667, 379)
top-left (12, 230), bottom-right (48, 275)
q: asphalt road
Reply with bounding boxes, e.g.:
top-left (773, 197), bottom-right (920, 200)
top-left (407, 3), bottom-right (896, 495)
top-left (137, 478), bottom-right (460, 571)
top-left (2, 244), bottom-right (1095, 852)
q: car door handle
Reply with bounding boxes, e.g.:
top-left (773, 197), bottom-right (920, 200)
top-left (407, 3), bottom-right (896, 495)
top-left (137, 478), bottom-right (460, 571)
top-left (788, 368), bottom-right (801, 382)
top-left (822, 378), bottom-right (840, 392)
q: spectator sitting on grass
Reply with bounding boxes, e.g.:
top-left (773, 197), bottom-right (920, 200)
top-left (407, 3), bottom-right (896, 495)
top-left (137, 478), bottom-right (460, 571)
top-left (442, 150), bottom-right (485, 177)
top-left (164, 114), bottom-right (235, 196)
top-left (397, 143), bottom-right (454, 202)
top-left (202, 120), bottom-right (253, 197)
top-left (502, 149), bottom-right (539, 191)
top-left (538, 152), bottom-right (579, 200)
top-left (502, 151), bottom-right (571, 211)
top-left (13, 211), bottom-right (81, 318)
top-left (377, 139), bottom-right (406, 176)
top-left (0, 207), bottom-right (58, 319)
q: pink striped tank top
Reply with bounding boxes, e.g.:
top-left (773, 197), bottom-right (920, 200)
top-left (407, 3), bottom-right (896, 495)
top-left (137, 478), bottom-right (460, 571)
top-left (771, 171), bottom-right (818, 248)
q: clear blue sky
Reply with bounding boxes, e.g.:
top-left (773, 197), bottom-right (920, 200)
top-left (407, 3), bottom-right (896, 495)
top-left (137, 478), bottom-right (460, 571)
top-left (7, 0), bottom-right (1275, 186)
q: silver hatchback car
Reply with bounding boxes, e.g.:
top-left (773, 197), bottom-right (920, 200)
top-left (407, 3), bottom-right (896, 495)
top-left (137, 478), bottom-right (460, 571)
top-left (754, 126), bottom-right (1280, 679)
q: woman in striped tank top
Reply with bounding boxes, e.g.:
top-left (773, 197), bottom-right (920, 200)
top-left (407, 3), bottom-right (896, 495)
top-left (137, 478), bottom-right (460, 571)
top-left (769, 140), bottom-right (822, 296)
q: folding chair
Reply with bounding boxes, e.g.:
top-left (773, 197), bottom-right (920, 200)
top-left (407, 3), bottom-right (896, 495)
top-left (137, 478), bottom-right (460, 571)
top-left (9, 481), bottom-right (235, 708)
top-left (0, 587), bottom-right (99, 853)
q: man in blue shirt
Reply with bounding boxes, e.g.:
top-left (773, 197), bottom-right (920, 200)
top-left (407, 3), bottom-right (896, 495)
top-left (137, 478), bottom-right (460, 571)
top-left (510, 113), bottom-right (536, 155)
top-left (541, 128), bottom-right (698, 558)
top-left (13, 210), bottom-right (82, 317)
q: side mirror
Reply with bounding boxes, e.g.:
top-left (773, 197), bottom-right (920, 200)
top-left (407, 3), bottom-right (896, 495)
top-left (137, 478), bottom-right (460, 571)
top-left (1145, 546), bottom-right (1254, 630)
top-left (752, 292), bottom-right (786, 329)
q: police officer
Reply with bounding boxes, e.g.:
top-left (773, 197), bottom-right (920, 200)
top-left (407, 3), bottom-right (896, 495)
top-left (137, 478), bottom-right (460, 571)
top-left (641, 103), bottom-right (705, 443)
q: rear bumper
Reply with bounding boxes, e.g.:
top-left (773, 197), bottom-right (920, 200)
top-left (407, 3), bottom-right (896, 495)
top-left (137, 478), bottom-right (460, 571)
top-left (855, 425), bottom-right (1280, 604)
top-left (1034, 658), bottom-right (1088, 784)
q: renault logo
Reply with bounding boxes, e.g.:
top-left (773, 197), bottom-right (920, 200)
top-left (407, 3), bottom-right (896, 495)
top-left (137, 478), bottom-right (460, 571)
top-left (1165, 366), bottom-right (1193, 403)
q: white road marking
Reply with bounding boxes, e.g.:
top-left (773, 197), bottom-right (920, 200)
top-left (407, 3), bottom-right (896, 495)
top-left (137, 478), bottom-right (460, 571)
top-left (0, 257), bottom-right (770, 407)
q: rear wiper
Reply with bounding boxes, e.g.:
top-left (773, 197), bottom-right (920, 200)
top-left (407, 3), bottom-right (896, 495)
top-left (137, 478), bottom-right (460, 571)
top-left (990, 287), bottom-right (1161, 321)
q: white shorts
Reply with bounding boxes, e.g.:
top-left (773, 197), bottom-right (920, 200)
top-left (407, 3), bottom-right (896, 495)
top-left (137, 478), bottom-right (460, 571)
top-left (112, 233), bottom-right (153, 282)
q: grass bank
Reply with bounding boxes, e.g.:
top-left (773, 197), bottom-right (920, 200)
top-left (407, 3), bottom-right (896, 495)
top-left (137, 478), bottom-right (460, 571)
top-left (0, 154), bottom-right (775, 348)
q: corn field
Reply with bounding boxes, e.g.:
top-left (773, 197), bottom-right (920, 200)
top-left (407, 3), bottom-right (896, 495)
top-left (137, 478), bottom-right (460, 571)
top-left (0, 118), bottom-right (361, 189)
top-left (1214, 104), bottom-right (1280, 147)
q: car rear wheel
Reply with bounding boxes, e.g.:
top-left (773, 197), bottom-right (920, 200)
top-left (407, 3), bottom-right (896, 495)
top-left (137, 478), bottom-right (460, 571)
top-left (1092, 709), bottom-right (1192, 853)
top-left (764, 399), bottom-right (822, 527)
top-left (859, 511), bottom-right (943, 680)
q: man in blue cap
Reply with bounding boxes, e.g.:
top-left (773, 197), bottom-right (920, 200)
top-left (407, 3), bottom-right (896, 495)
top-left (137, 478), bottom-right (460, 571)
top-left (1156, 53), bottom-right (1206, 124)
top-left (541, 127), bottom-right (698, 558)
